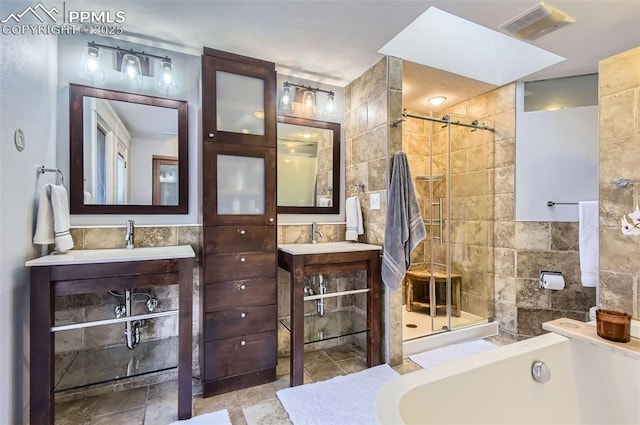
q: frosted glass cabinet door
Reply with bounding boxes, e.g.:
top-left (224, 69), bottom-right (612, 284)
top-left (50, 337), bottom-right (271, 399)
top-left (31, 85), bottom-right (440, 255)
top-left (216, 71), bottom-right (264, 136)
top-left (217, 154), bottom-right (265, 215)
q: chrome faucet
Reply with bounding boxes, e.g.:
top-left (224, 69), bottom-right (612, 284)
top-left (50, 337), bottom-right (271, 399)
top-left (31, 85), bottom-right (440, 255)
top-left (125, 220), bottom-right (135, 249)
top-left (311, 221), bottom-right (323, 244)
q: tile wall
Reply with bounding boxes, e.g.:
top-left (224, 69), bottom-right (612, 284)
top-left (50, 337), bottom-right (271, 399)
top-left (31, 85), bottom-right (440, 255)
top-left (598, 46), bottom-right (640, 320)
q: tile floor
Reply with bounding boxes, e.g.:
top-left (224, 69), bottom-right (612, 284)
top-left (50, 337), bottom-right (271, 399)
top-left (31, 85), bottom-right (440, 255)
top-left (55, 335), bottom-right (515, 425)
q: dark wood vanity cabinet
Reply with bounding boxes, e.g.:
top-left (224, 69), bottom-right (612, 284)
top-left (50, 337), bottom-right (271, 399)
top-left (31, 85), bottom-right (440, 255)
top-left (200, 47), bottom-right (278, 396)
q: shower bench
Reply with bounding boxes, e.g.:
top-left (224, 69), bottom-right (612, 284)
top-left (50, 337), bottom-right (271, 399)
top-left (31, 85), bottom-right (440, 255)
top-left (405, 269), bottom-right (461, 316)
top-left (26, 246), bottom-right (194, 425)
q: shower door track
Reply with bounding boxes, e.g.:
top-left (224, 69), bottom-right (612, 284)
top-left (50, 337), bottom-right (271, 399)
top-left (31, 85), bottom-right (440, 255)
top-left (401, 110), bottom-right (494, 131)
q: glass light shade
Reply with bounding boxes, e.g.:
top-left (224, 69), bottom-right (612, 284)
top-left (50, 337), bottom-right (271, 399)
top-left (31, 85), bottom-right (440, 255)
top-left (278, 85), bottom-right (293, 112)
top-left (121, 53), bottom-right (142, 84)
top-left (157, 58), bottom-right (174, 89)
top-left (324, 92), bottom-right (336, 117)
top-left (302, 90), bottom-right (316, 114)
top-left (79, 45), bottom-right (104, 82)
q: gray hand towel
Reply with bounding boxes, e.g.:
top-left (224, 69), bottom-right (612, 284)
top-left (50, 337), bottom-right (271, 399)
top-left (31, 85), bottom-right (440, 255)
top-left (382, 152), bottom-right (426, 290)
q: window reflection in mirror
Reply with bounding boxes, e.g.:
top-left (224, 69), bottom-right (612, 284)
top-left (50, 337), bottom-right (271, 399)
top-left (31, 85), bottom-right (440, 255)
top-left (69, 84), bottom-right (188, 214)
top-left (277, 116), bottom-right (340, 214)
top-left (82, 97), bottom-right (178, 205)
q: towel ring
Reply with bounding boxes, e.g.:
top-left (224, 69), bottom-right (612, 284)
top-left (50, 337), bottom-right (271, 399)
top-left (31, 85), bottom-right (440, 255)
top-left (39, 166), bottom-right (64, 184)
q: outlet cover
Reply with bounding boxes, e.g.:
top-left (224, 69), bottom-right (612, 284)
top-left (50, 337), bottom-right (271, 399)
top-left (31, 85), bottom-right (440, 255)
top-left (370, 192), bottom-right (381, 210)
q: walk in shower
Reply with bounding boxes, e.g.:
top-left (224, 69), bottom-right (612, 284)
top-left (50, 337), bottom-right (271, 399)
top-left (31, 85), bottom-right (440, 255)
top-left (399, 109), bottom-right (496, 342)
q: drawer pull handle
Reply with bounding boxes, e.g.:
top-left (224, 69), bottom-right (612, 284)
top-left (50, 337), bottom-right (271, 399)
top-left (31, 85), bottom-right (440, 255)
top-left (240, 340), bottom-right (246, 346)
top-left (239, 229), bottom-right (246, 235)
top-left (239, 284), bottom-right (246, 290)
top-left (240, 312), bottom-right (246, 318)
top-left (208, 133), bottom-right (214, 138)
top-left (269, 217), bottom-right (274, 223)
top-left (240, 257), bottom-right (246, 263)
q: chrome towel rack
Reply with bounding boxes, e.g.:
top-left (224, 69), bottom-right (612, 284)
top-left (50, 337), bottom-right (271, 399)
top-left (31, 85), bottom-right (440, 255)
top-left (38, 166), bottom-right (64, 184)
top-left (546, 201), bottom-right (578, 207)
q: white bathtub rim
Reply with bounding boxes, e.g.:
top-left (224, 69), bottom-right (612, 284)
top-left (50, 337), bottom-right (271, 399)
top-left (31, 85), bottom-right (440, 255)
top-left (375, 332), bottom-right (570, 425)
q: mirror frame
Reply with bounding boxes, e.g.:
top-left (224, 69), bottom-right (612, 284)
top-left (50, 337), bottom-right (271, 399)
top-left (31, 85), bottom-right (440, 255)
top-left (69, 83), bottom-right (189, 214)
top-left (277, 115), bottom-right (340, 214)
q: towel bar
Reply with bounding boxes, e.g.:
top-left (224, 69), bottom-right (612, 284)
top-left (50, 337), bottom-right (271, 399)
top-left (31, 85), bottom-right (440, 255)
top-left (39, 165), bottom-right (64, 184)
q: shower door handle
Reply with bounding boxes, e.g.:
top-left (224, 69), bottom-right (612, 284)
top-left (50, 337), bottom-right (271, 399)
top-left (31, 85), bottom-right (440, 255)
top-left (431, 198), bottom-right (444, 245)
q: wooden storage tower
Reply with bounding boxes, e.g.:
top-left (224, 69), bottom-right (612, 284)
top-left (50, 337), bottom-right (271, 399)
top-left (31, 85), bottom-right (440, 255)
top-left (200, 48), bottom-right (278, 396)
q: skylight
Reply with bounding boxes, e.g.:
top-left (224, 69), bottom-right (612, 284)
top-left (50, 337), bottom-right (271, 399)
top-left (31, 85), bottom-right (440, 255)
top-left (378, 7), bottom-right (565, 86)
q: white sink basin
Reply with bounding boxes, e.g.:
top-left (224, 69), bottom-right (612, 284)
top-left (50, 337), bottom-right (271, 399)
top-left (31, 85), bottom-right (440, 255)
top-left (25, 245), bottom-right (195, 267)
top-left (278, 241), bottom-right (381, 255)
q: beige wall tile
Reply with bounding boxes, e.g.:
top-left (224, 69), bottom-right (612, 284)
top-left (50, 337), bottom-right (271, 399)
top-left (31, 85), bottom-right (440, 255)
top-left (599, 271), bottom-right (634, 314)
top-left (514, 222), bottom-right (550, 251)
top-left (516, 250), bottom-right (581, 282)
top-left (550, 222), bottom-right (579, 251)
top-left (83, 227), bottom-right (126, 249)
top-left (600, 226), bottom-right (640, 274)
top-left (135, 227), bottom-right (178, 247)
top-left (599, 46), bottom-right (640, 97)
top-left (600, 90), bottom-right (636, 140)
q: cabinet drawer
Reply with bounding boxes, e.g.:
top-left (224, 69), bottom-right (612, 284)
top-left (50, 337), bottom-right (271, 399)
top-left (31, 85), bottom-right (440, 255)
top-left (203, 331), bottom-right (277, 381)
top-left (204, 279), bottom-right (276, 311)
top-left (203, 226), bottom-right (275, 255)
top-left (203, 305), bottom-right (276, 341)
top-left (204, 252), bottom-right (275, 283)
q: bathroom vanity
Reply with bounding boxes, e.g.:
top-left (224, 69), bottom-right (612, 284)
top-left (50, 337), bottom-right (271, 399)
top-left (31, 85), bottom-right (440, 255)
top-left (277, 242), bottom-right (383, 386)
top-left (26, 246), bottom-right (194, 425)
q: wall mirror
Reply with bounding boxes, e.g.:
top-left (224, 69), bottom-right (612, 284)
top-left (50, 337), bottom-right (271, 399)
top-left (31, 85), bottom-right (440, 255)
top-left (277, 115), bottom-right (340, 214)
top-left (69, 84), bottom-right (188, 214)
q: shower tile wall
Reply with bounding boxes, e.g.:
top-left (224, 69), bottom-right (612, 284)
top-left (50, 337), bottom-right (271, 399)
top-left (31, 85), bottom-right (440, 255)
top-left (598, 46), bottom-right (640, 320)
top-left (344, 56), bottom-right (406, 365)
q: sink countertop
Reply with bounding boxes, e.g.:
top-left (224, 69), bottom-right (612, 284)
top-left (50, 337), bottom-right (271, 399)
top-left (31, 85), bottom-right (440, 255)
top-left (25, 245), bottom-right (195, 267)
top-left (278, 241), bottom-right (382, 255)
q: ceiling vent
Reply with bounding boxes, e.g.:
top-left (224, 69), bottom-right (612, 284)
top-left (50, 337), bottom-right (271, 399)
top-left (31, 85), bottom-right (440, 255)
top-left (499, 2), bottom-right (575, 40)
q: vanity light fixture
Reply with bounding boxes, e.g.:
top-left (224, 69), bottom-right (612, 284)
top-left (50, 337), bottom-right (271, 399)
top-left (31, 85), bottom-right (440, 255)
top-left (428, 96), bottom-right (447, 106)
top-left (81, 41), bottom-right (174, 88)
top-left (279, 81), bottom-right (336, 117)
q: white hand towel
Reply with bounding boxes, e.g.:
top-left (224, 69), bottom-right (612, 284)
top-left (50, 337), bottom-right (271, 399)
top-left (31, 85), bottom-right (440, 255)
top-left (50, 185), bottom-right (74, 252)
top-left (33, 184), bottom-right (55, 245)
top-left (579, 201), bottom-right (598, 287)
top-left (33, 184), bottom-right (74, 252)
top-left (345, 196), bottom-right (364, 241)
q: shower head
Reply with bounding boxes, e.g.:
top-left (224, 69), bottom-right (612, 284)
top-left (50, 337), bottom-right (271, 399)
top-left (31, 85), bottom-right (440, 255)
top-left (391, 118), bottom-right (405, 127)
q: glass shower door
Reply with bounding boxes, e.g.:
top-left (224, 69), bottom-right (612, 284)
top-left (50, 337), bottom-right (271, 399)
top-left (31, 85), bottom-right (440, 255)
top-left (445, 113), bottom-right (495, 331)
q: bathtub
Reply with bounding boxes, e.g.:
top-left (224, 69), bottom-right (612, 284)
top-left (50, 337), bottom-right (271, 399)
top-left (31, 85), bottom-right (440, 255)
top-left (376, 320), bottom-right (640, 425)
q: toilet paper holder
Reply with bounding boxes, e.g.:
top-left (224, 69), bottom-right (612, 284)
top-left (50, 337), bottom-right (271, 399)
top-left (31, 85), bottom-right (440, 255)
top-left (539, 270), bottom-right (565, 290)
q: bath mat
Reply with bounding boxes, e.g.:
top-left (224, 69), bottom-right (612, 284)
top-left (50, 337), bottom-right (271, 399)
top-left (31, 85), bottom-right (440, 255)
top-left (170, 408), bottom-right (231, 425)
top-left (277, 363), bottom-right (399, 425)
top-left (409, 339), bottom-right (497, 369)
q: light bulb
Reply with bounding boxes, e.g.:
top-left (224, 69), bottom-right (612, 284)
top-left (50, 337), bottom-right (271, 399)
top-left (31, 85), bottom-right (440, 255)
top-left (324, 92), bottom-right (336, 116)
